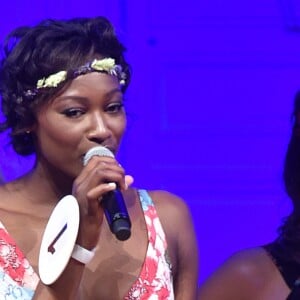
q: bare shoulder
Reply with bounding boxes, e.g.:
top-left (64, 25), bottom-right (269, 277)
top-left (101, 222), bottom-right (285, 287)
top-left (148, 190), bottom-right (193, 239)
top-left (220, 247), bottom-right (278, 279)
top-left (146, 190), bottom-right (194, 238)
top-left (147, 189), bottom-right (184, 203)
top-left (198, 247), bottom-right (286, 300)
top-left (147, 190), bottom-right (191, 217)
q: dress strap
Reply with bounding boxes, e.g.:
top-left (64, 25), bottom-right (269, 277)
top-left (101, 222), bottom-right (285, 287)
top-left (263, 242), bottom-right (300, 299)
top-left (138, 189), bottom-right (154, 211)
top-left (287, 279), bottom-right (300, 300)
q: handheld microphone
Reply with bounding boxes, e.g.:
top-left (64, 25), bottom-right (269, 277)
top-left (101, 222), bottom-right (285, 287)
top-left (83, 146), bottom-right (131, 241)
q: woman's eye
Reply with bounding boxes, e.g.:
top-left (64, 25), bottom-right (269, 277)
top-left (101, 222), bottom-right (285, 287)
top-left (106, 103), bottom-right (124, 113)
top-left (62, 108), bottom-right (85, 118)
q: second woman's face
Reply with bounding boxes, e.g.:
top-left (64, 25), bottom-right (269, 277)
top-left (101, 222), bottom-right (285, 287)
top-left (34, 72), bottom-right (126, 177)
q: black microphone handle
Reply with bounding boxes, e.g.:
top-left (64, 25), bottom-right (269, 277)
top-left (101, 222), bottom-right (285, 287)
top-left (83, 146), bottom-right (131, 241)
top-left (101, 189), bottom-right (131, 241)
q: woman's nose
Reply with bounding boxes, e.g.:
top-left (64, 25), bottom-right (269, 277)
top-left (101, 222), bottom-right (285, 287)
top-left (87, 114), bottom-right (111, 142)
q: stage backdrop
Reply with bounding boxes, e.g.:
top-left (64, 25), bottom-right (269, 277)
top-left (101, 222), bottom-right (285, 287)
top-left (0, 0), bottom-right (300, 283)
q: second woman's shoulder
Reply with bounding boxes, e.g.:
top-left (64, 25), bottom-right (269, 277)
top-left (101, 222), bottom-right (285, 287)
top-left (198, 247), bottom-right (288, 300)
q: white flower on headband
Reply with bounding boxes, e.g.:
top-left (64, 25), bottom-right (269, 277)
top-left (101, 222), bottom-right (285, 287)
top-left (37, 71), bottom-right (67, 89)
top-left (91, 58), bottom-right (116, 73)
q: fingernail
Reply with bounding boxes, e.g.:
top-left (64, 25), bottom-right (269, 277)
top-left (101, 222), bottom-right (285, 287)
top-left (107, 182), bottom-right (116, 189)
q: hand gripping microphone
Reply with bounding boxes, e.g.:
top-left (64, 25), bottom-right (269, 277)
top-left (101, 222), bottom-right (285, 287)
top-left (83, 146), bottom-right (131, 241)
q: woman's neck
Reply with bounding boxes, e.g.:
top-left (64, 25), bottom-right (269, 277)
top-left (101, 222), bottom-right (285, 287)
top-left (20, 161), bottom-right (74, 205)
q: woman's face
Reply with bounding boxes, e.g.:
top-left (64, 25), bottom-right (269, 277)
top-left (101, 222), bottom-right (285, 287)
top-left (34, 72), bottom-right (126, 178)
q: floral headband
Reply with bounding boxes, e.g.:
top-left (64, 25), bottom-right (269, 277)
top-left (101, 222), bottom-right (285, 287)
top-left (22, 58), bottom-right (126, 101)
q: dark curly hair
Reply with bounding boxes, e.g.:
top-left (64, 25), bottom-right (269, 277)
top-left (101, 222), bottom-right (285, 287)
top-left (275, 91), bottom-right (300, 262)
top-left (0, 16), bottom-right (131, 156)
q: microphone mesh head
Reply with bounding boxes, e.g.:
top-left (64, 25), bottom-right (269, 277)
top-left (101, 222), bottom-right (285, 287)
top-left (83, 146), bottom-right (114, 166)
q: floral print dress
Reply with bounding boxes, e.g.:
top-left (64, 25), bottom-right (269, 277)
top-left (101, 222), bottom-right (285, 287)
top-left (0, 222), bottom-right (39, 299)
top-left (124, 190), bottom-right (174, 300)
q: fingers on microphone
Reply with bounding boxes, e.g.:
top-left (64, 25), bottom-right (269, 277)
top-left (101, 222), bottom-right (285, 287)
top-left (86, 182), bottom-right (117, 212)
